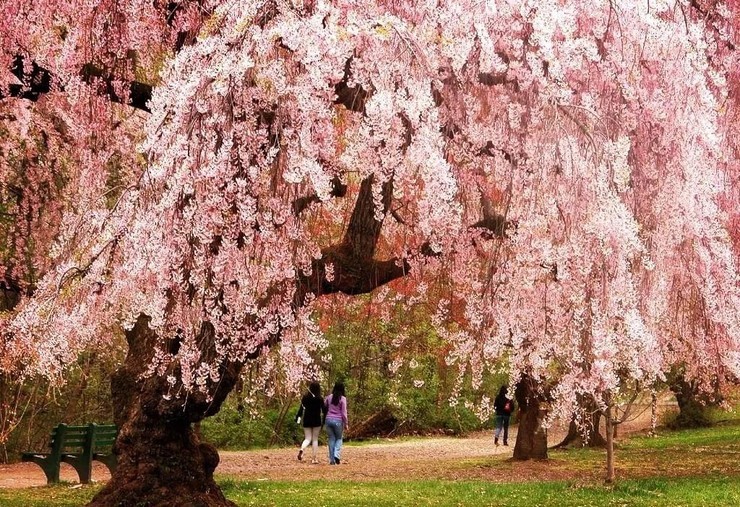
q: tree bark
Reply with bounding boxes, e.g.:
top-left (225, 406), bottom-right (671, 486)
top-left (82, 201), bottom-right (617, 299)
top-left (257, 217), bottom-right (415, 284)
top-left (668, 375), bottom-right (712, 429)
top-left (512, 376), bottom-right (548, 460)
top-left (88, 317), bottom-right (242, 507)
top-left (605, 403), bottom-right (615, 484)
top-left (554, 397), bottom-right (607, 449)
top-left (649, 390), bottom-right (658, 436)
top-left (1, 56), bottom-right (153, 112)
top-left (0, 277), bottom-right (21, 312)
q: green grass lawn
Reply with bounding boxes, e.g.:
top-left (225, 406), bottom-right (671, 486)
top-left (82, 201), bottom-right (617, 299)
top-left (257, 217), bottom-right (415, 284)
top-left (1, 476), bottom-right (737, 507)
top-left (1, 419), bottom-right (738, 507)
top-left (219, 477), bottom-right (740, 506)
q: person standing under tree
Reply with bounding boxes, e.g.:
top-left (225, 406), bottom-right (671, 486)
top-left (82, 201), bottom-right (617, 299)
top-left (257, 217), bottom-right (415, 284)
top-left (296, 381), bottom-right (327, 464)
top-left (493, 385), bottom-right (514, 446)
top-left (325, 382), bottom-right (349, 465)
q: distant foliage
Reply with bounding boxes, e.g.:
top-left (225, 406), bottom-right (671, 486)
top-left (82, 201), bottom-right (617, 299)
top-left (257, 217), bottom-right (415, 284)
top-left (202, 297), bottom-right (507, 449)
top-left (319, 298), bottom-right (507, 436)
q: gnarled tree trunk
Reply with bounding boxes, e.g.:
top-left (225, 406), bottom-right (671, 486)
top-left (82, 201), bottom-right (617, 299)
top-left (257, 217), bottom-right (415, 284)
top-left (668, 375), bottom-right (713, 429)
top-left (513, 375), bottom-right (548, 460)
top-left (88, 317), bottom-right (242, 507)
top-left (554, 396), bottom-right (607, 449)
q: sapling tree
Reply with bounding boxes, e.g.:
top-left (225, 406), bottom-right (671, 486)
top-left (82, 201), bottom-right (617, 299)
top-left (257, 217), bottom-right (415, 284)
top-left (1, 1), bottom-right (739, 504)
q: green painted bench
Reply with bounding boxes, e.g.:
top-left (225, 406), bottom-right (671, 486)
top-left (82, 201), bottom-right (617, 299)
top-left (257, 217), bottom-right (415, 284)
top-left (21, 423), bottom-right (118, 484)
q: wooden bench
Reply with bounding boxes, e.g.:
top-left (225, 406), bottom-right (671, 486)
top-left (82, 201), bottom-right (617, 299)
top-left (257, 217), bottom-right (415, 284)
top-left (21, 423), bottom-right (118, 484)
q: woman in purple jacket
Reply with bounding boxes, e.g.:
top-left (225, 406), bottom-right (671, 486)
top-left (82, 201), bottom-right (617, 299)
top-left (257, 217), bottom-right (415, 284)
top-left (324, 382), bottom-right (349, 465)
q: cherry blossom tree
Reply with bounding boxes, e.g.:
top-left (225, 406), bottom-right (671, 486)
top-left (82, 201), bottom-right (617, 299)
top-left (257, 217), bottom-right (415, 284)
top-left (2, 0), bottom-right (739, 503)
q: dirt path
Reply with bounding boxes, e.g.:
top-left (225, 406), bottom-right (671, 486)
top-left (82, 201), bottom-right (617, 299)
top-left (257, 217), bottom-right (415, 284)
top-left (0, 400), bottom-right (670, 489)
top-left (216, 407), bottom-right (659, 484)
top-left (0, 429), bottom-right (553, 489)
top-left (217, 427), bottom-right (562, 483)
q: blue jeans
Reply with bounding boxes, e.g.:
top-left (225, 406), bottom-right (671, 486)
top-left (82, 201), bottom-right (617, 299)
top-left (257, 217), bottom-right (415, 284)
top-left (326, 418), bottom-right (344, 464)
top-left (495, 415), bottom-right (510, 444)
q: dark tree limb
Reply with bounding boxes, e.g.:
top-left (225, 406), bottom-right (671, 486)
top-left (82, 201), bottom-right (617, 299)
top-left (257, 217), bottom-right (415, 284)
top-left (389, 207), bottom-right (407, 225)
top-left (293, 173), bottom-right (399, 300)
top-left (334, 58), bottom-right (370, 113)
top-left (292, 175), bottom-right (348, 215)
top-left (343, 174), bottom-right (392, 261)
top-left (166, 0), bottom-right (210, 50)
top-left (478, 141), bottom-right (515, 164)
top-left (2, 56), bottom-right (51, 103)
top-left (302, 246), bottom-right (408, 298)
top-left (79, 64), bottom-right (153, 112)
top-left (470, 215), bottom-right (508, 238)
top-left (0, 277), bottom-right (21, 312)
top-left (293, 170), bottom-right (511, 301)
top-left (1, 56), bottom-right (152, 112)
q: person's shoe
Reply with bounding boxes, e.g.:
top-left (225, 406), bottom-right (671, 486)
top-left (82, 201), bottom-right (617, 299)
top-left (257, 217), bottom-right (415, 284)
top-left (335, 458), bottom-right (340, 465)
top-left (503, 442), bottom-right (508, 446)
top-left (494, 437), bottom-right (499, 446)
top-left (297, 449), bottom-right (303, 461)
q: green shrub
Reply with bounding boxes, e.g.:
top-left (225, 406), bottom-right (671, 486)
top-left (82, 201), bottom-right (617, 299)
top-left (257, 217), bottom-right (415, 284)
top-left (201, 403), bottom-right (305, 450)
